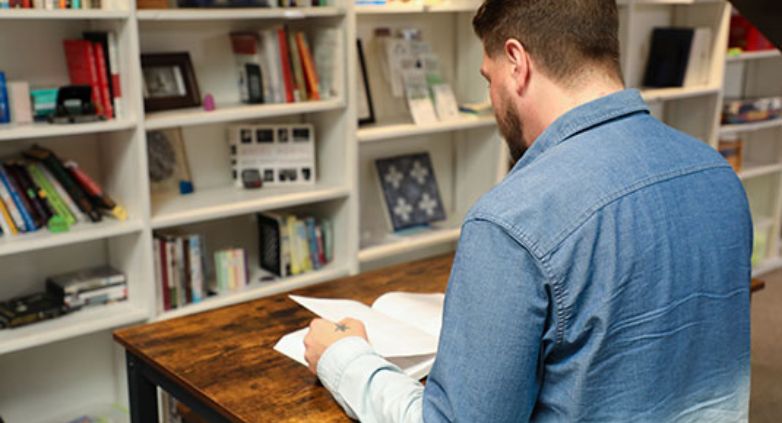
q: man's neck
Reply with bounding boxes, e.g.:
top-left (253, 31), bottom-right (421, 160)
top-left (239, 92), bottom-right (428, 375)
top-left (522, 77), bottom-right (625, 147)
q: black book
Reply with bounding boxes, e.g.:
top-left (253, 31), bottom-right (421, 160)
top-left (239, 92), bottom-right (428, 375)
top-left (245, 63), bottom-right (264, 104)
top-left (643, 27), bottom-right (695, 88)
top-left (2, 163), bottom-right (43, 230)
top-left (11, 162), bottom-right (54, 223)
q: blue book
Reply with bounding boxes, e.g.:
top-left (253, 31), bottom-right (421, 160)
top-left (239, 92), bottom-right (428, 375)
top-left (305, 217), bottom-right (321, 270)
top-left (0, 72), bottom-right (9, 124)
top-left (0, 167), bottom-right (36, 232)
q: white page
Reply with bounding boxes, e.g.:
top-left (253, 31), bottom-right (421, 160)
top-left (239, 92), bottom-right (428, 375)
top-left (289, 295), bottom-right (438, 358)
top-left (372, 292), bottom-right (445, 338)
top-left (273, 329), bottom-right (435, 380)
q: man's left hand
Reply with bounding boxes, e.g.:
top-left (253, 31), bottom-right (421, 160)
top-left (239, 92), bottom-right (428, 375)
top-left (303, 317), bottom-right (368, 374)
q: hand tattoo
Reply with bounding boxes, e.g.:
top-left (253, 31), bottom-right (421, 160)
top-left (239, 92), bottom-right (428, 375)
top-left (335, 323), bottom-right (349, 332)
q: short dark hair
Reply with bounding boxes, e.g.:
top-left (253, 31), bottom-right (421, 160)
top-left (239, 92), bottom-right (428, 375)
top-left (473, 0), bottom-right (622, 84)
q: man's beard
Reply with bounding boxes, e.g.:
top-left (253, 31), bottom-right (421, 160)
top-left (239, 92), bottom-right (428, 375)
top-left (497, 100), bottom-right (527, 165)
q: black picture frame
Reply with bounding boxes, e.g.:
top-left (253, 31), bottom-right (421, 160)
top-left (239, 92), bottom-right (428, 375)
top-left (141, 52), bottom-right (202, 113)
top-left (357, 39), bottom-right (376, 126)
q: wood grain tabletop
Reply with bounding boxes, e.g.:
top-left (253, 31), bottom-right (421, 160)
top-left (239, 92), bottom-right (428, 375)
top-left (114, 254), bottom-right (454, 423)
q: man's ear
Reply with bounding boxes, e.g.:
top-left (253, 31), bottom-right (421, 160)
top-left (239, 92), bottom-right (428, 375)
top-left (504, 39), bottom-right (530, 96)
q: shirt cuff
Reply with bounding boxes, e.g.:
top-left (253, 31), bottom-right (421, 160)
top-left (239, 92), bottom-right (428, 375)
top-left (317, 336), bottom-right (374, 393)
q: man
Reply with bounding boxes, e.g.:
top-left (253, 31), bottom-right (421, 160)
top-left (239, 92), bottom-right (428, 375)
top-left (304, 0), bottom-right (752, 421)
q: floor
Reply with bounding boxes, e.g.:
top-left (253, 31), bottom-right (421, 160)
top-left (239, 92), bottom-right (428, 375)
top-left (750, 270), bottom-right (782, 422)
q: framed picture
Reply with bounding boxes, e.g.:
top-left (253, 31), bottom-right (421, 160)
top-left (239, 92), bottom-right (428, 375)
top-left (147, 128), bottom-right (195, 195)
top-left (356, 39), bottom-right (376, 126)
top-left (141, 53), bottom-right (201, 112)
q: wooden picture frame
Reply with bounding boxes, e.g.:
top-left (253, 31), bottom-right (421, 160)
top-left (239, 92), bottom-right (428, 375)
top-left (357, 39), bottom-right (376, 126)
top-left (141, 52), bottom-right (201, 112)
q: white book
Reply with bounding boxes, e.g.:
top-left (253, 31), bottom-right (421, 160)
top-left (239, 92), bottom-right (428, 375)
top-left (7, 81), bottom-right (33, 124)
top-left (683, 27), bottom-right (713, 88)
top-left (259, 29), bottom-right (284, 104)
top-left (274, 292), bottom-right (445, 380)
top-left (313, 29), bottom-right (337, 100)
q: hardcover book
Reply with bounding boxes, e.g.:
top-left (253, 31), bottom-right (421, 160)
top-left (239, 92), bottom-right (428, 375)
top-left (374, 152), bottom-right (446, 232)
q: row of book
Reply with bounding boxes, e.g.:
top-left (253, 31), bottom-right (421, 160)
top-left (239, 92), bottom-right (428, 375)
top-left (230, 26), bottom-right (336, 105)
top-left (257, 212), bottom-right (333, 278)
top-left (0, 145), bottom-right (126, 238)
top-left (0, 0), bottom-right (112, 9)
top-left (153, 233), bottom-right (208, 311)
top-left (64, 32), bottom-right (123, 120)
top-left (176, 0), bottom-right (330, 6)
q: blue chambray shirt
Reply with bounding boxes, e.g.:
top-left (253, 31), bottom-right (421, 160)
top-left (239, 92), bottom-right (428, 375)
top-left (317, 89), bottom-right (752, 422)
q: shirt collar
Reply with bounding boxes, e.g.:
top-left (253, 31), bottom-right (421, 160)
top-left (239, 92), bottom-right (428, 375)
top-left (510, 89), bottom-right (650, 173)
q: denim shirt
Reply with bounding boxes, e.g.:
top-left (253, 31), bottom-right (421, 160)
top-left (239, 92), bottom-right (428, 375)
top-left (317, 90), bottom-right (752, 422)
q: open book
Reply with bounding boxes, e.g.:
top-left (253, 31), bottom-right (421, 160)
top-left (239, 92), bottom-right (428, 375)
top-left (274, 292), bottom-right (445, 380)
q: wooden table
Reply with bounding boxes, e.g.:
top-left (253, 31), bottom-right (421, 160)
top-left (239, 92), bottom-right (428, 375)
top-left (114, 254), bottom-right (453, 423)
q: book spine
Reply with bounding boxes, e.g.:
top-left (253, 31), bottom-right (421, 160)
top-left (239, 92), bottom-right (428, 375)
top-left (8, 162), bottom-right (50, 227)
top-left (157, 237), bottom-right (171, 311)
top-left (296, 32), bottom-right (321, 101)
top-left (260, 30), bottom-right (284, 104)
top-left (107, 32), bottom-right (121, 117)
top-left (288, 30), bottom-right (306, 103)
top-left (0, 179), bottom-right (24, 233)
top-left (0, 72), bottom-right (9, 124)
top-left (64, 160), bottom-right (127, 221)
top-left (296, 220), bottom-right (312, 272)
top-left (71, 0), bottom-right (79, 8)
top-left (0, 196), bottom-right (17, 236)
top-left (315, 223), bottom-right (326, 265)
top-left (286, 216), bottom-right (300, 275)
top-left (182, 236), bottom-right (193, 304)
top-left (18, 163), bottom-right (56, 224)
top-left (214, 251), bottom-right (226, 293)
top-left (276, 27), bottom-right (296, 103)
top-left (189, 235), bottom-right (203, 302)
top-left (92, 41), bottom-right (113, 119)
top-left (44, 0), bottom-right (54, 9)
top-left (305, 217), bottom-right (321, 269)
top-left (28, 163), bottom-right (76, 226)
top-left (39, 164), bottom-right (86, 224)
top-left (0, 166), bottom-right (36, 232)
top-left (166, 238), bottom-right (178, 309)
top-left (153, 237), bottom-right (164, 313)
top-left (175, 237), bottom-right (186, 306)
top-left (322, 218), bottom-right (333, 263)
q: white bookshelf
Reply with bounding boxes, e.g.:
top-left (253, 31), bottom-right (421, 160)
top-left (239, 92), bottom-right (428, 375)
top-left (0, 0), bottom-right (770, 421)
top-left (720, 118), bottom-right (782, 136)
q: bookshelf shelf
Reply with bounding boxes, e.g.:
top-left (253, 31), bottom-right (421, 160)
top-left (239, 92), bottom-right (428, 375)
top-left (726, 50), bottom-right (781, 62)
top-left (0, 9), bottom-right (130, 20)
top-left (358, 114), bottom-right (496, 143)
top-left (359, 225), bottom-right (461, 264)
top-left (0, 218), bottom-right (144, 257)
top-left (136, 6), bottom-right (345, 21)
top-left (154, 262), bottom-right (350, 321)
top-left (0, 119), bottom-right (137, 142)
top-left (0, 302), bottom-right (148, 356)
top-left (150, 184), bottom-right (351, 229)
top-left (720, 118), bottom-right (782, 136)
top-left (739, 163), bottom-right (782, 181)
top-left (641, 85), bottom-right (721, 103)
top-left (143, 99), bottom-right (344, 131)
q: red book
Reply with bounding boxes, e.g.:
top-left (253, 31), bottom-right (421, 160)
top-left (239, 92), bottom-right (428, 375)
top-left (63, 40), bottom-right (103, 118)
top-left (159, 237), bottom-right (171, 311)
top-left (92, 42), bottom-right (114, 120)
top-left (276, 27), bottom-right (296, 103)
top-left (22, 0), bottom-right (32, 7)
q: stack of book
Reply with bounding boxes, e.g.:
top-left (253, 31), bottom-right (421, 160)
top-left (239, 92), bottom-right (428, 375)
top-left (214, 248), bottom-right (248, 294)
top-left (229, 26), bottom-right (336, 105)
top-left (63, 31), bottom-right (122, 120)
top-left (153, 233), bottom-right (206, 312)
top-left (0, 145), bottom-right (127, 239)
top-left (257, 212), bottom-right (333, 278)
top-left (0, 0), bottom-right (113, 10)
top-left (46, 265), bottom-right (127, 311)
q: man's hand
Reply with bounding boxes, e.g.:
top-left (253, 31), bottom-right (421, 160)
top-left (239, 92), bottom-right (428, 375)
top-left (304, 317), bottom-right (368, 374)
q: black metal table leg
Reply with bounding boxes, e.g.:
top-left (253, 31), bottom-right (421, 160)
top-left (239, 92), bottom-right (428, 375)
top-left (125, 350), bottom-right (233, 423)
top-left (127, 352), bottom-right (159, 423)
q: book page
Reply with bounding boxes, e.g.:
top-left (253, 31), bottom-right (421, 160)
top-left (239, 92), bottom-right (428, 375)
top-left (371, 292), bottom-right (445, 338)
top-left (289, 295), bottom-right (438, 358)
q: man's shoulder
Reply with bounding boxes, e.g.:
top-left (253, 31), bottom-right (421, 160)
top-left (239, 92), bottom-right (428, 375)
top-left (468, 114), bottom-right (733, 258)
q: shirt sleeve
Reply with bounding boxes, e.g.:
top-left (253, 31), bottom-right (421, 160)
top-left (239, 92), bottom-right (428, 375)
top-left (423, 219), bottom-right (549, 422)
top-left (317, 218), bottom-right (548, 423)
